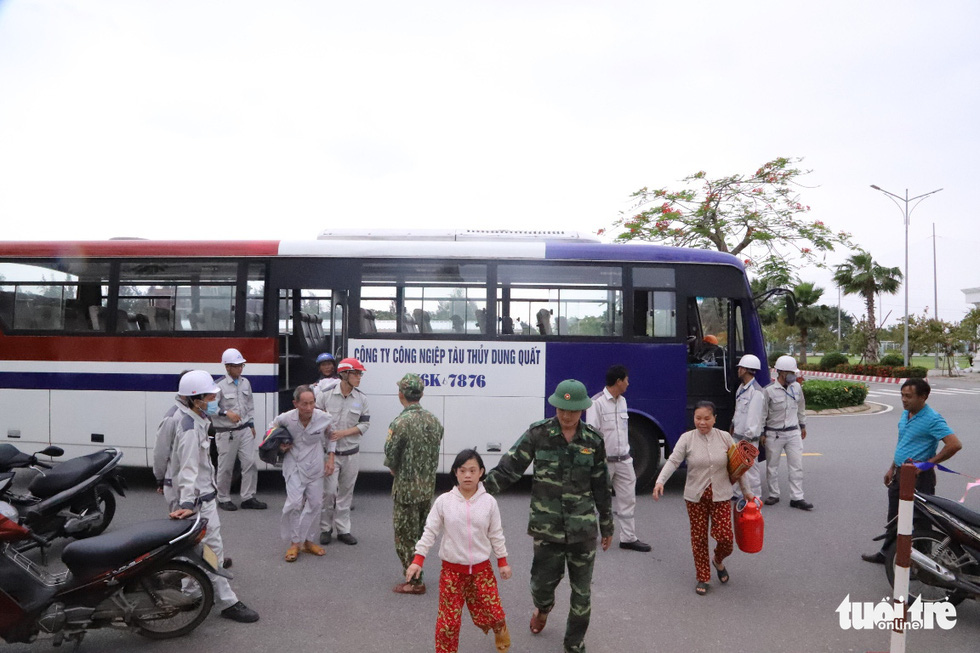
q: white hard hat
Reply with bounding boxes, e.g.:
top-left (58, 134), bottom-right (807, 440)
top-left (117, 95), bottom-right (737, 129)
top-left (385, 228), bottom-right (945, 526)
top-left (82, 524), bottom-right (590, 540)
top-left (774, 355), bottom-right (798, 372)
top-left (737, 354), bottom-right (762, 371)
top-left (221, 348), bottom-right (246, 365)
top-left (178, 370), bottom-right (221, 397)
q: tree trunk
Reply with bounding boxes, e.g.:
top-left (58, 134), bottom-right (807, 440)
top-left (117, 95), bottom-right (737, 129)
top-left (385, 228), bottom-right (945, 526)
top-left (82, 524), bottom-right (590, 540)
top-left (864, 292), bottom-right (879, 363)
top-left (800, 327), bottom-right (808, 365)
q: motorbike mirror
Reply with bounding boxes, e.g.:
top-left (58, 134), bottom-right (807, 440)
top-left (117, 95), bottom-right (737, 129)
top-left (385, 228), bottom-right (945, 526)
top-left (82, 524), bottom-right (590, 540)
top-left (38, 446), bottom-right (64, 458)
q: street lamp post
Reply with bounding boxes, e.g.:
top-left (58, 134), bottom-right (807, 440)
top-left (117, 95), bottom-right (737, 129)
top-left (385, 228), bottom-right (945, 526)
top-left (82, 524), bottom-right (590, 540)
top-left (869, 185), bottom-right (944, 367)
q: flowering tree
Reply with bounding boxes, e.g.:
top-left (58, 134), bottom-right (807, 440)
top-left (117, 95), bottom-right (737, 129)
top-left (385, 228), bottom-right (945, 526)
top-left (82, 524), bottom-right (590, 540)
top-left (604, 157), bottom-right (853, 280)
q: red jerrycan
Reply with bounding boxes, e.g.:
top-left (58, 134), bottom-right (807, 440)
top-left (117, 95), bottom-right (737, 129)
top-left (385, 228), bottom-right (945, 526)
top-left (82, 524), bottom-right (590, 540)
top-left (734, 497), bottom-right (764, 553)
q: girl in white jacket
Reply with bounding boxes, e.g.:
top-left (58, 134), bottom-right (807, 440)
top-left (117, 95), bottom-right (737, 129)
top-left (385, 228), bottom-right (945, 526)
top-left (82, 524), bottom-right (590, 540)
top-left (406, 449), bottom-right (512, 652)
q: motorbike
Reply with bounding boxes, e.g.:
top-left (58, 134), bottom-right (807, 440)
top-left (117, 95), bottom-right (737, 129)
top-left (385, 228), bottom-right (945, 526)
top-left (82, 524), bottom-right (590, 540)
top-left (882, 490), bottom-right (980, 605)
top-left (0, 475), bottom-right (225, 648)
top-left (0, 444), bottom-right (126, 544)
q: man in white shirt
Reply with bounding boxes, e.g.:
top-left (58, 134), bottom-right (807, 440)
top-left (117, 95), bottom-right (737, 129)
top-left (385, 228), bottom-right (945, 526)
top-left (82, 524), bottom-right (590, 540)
top-left (585, 365), bottom-right (651, 552)
top-left (213, 348), bottom-right (266, 511)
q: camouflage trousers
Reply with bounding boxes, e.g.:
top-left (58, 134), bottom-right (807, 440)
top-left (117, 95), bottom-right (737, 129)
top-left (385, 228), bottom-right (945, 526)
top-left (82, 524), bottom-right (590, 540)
top-left (394, 499), bottom-right (432, 585)
top-left (530, 538), bottom-right (597, 653)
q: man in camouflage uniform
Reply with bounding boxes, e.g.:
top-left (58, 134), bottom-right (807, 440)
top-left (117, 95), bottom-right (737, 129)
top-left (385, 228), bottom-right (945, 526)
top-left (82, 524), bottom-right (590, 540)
top-left (384, 373), bottom-right (444, 594)
top-left (484, 379), bottom-right (614, 653)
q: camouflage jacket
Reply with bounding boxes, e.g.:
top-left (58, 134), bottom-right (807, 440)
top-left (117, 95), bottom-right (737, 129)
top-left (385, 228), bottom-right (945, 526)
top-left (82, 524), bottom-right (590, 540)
top-left (484, 417), bottom-right (614, 544)
top-left (384, 403), bottom-right (444, 504)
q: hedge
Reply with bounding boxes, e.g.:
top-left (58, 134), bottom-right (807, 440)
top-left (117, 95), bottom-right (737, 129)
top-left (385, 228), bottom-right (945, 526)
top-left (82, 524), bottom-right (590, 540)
top-left (832, 364), bottom-right (927, 378)
top-left (802, 379), bottom-right (868, 409)
top-left (878, 354), bottom-right (904, 367)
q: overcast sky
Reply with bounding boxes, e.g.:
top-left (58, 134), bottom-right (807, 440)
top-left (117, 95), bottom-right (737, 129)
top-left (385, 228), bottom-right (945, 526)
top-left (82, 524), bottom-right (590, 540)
top-left (1, 0), bottom-right (977, 325)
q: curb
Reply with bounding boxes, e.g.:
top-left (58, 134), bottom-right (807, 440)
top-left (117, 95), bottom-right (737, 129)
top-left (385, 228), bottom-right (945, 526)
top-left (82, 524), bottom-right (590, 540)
top-left (797, 369), bottom-right (907, 385)
top-left (807, 402), bottom-right (890, 416)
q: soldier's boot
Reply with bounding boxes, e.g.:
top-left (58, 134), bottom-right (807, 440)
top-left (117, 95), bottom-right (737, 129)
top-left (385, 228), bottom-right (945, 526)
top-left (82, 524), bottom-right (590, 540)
top-left (493, 621), bottom-right (510, 652)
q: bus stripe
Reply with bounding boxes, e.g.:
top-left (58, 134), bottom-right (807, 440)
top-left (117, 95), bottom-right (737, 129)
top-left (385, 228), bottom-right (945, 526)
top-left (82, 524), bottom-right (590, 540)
top-left (0, 371), bottom-right (278, 393)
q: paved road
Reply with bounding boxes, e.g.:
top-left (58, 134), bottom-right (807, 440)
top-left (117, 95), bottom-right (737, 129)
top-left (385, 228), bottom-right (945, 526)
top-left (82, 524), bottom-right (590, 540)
top-left (5, 379), bottom-right (980, 653)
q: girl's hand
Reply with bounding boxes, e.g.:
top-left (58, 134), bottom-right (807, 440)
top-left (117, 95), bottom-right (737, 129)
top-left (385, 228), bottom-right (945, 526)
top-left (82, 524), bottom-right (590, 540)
top-left (405, 563), bottom-right (422, 582)
top-left (499, 565), bottom-right (512, 580)
top-left (652, 483), bottom-right (664, 500)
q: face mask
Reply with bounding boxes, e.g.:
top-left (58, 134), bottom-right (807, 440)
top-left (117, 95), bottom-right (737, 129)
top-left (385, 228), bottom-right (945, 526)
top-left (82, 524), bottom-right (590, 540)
top-left (785, 373), bottom-right (797, 384)
top-left (205, 400), bottom-right (219, 416)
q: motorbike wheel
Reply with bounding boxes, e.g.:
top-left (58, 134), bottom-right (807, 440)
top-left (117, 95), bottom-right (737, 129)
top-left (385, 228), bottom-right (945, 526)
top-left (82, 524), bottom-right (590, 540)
top-left (884, 530), bottom-right (968, 606)
top-left (72, 484), bottom-right (116, 539)
top-left (129, 560), bottom-right (214, 639)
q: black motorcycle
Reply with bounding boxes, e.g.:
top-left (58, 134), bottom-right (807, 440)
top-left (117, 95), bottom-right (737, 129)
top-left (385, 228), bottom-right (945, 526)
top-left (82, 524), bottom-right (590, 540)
top-left (883, 491), bottom-right (980, 605)
top-left (0, 444), bottom-right (126, 544)
top-left (0, 480), bottom-right (224, 648)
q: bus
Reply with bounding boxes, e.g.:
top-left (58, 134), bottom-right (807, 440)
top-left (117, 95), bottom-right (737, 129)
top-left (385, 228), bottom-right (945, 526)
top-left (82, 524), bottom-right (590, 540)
top-left (0, 231), bottom-right (770, 489)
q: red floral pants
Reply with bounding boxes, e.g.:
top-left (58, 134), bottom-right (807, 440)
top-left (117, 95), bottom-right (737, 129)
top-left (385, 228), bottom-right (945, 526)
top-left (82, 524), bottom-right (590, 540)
top-left (685, 484), bottom-right (734, 583)
top-left (435, 560), bottom-right (506, 653)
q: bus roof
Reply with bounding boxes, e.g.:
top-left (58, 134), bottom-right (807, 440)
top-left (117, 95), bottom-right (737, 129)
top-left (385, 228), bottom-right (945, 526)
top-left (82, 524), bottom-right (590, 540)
top-left (0, 239), bottom-right (745, 270)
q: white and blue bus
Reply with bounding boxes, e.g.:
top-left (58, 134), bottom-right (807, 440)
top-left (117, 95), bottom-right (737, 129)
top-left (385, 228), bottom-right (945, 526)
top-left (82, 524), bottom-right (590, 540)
top-left (0, 230), bottom-right (769, 488)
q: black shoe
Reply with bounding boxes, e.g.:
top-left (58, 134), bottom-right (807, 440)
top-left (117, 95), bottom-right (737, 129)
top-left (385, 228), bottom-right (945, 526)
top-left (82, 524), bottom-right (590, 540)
top-left (336, 533), bottom-right (358, 546)
top-left (789, 499), bottom-right (814, 511)
top-left (319, 530), bottom-right (333, 546)
top-left (223, 557), bottom-right (233, 569)
top-left (861, 552), bottom-right (886, 565)
top-left (619, 540), bottom-right (652, 552)
top-left (763, 497), bottom-right (779, 506)
top-left (218, 501), bottom-right (238, 511)
top-left (221, 601), bottom-right (259, 623)
top-left (240, 498), bottom-right (268, 510)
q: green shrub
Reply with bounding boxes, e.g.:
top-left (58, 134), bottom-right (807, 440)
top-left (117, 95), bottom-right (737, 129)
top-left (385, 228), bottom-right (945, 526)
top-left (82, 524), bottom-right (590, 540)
top-left (820, 352), bottom-right (849, 371)
top-left (879, 354), bottom-right (904, 367)
top-left (768, 351), bottom-right (787, 367)
top-left (802, 379), bottom-right (868, 409)
top-left (902, 366), bottom-right (928, 378)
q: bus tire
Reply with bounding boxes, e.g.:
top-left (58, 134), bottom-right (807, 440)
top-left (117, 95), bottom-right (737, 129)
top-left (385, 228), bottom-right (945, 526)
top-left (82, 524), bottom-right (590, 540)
top-left (628, 418), bottom-right (662, 492)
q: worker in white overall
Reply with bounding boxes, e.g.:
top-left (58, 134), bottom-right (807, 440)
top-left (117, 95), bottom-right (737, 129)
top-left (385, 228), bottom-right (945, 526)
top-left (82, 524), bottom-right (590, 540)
top-left (169, 370), bottom-right (259, 623)
top-left (761, 355), bottom-right (813, 511)
top-left (730, 354), bottom-right (766, 500)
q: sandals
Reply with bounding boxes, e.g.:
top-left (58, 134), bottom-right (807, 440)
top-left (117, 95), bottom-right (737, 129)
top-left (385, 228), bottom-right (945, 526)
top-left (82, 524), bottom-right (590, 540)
top-left (302, 541), bottom-right (326, 556)
top-left (284, 545), bottom-right (300, 562)
top-left (713, 557), bottom-right (729, 584)
top-left (529, 608), bottom-right (549, 634)
top-left (695, 582), bottom-right (709, 595)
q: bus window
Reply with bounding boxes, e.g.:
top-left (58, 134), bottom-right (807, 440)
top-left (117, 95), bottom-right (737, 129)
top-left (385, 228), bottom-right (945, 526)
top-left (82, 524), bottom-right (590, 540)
top-left (0, 260), bottom-right (110, 332)
top-left (497, 264), bottom-right (622, 337)
top-left (404, 286), bottom-right (486, 335)
top-left (361, 262), bottom-right (488, 336)
top-left (246, 263), bottom-right (265, 333)
top-left (634, 290), bottom-right (676, 337)
top-left (118, 260), bottom-right (238, 333)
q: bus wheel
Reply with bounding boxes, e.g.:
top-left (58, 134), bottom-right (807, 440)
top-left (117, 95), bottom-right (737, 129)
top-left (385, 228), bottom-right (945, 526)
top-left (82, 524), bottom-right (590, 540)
top-left (628, 418), bottom-right (662, 492)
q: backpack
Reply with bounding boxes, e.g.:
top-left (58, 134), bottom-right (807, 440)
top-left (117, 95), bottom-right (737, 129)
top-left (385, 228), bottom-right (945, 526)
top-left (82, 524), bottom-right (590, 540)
top-left (258, 426), bottom-right (292, 466)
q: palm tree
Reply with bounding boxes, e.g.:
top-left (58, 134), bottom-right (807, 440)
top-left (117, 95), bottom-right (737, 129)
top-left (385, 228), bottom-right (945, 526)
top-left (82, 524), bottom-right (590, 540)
top-left (789, 282), bottom-right (825, 365)
top-left (833, 252), bottom-right (902, 362)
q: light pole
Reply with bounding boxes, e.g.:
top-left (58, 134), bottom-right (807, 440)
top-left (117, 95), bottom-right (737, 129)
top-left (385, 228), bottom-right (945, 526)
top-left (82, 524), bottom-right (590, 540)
top-left (870, 184), bottom-right (943, 367)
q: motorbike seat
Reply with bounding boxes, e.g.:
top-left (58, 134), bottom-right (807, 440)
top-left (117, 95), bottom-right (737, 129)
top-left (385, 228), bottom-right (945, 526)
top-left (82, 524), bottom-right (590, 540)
top-left (61, 519), bottom-right (194, 580)
top-left (919, 492), bottom-right (980, 529)
top-left (0, 444), bottom-right (32, 472)
top-left (27, 451), bottom-right (115, 499)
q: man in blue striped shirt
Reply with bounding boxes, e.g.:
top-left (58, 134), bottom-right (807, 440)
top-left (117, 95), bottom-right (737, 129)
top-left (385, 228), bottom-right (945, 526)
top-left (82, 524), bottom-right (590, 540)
top-left (862, 378), bottom-right (962, 564)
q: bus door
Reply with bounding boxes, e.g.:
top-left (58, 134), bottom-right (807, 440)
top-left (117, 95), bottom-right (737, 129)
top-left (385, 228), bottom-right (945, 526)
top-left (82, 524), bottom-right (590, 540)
top-left (686, 296), bottom-right (740, 431)
top-left (276, 287), bottom-right (348, 411)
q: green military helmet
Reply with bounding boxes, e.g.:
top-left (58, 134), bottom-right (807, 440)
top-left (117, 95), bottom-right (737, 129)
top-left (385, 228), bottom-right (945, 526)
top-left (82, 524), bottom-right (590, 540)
top-left (397, 373), bottom-right (425, 400)
top-left (547, 379), bottom-right (592, 410)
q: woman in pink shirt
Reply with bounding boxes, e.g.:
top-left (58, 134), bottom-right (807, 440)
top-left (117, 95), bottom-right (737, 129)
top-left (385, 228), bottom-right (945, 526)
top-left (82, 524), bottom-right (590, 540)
top-left (407, 449), bottom-right (512, 652)
top-left (653, 401), bottom-right (755, 595)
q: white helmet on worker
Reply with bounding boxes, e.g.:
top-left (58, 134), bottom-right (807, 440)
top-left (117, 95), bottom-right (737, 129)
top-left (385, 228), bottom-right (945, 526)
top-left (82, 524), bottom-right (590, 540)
top-left (736, 354), bottom-right (762, 371)
top-left (774, 355), bottom-right (798, 372)
top-left (178, 370), bottom-right (221, 397)
top-left (221, 348), bottom-right (246, 365)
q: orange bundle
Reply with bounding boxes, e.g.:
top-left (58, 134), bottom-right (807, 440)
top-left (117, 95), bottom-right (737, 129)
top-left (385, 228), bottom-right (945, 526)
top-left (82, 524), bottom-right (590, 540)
top-left (727, 440), bottom-right (759, 484)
